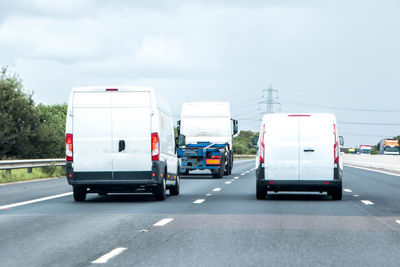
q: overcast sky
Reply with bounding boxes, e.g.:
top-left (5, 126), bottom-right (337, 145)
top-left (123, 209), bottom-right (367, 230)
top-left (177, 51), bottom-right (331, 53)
top-left (1, 0), bottom-right (399, 147)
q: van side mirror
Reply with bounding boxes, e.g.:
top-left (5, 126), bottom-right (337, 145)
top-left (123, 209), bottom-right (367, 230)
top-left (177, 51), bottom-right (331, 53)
top-left (339, 136), bottom-right (344, 146)
top-left (176, 134), bottom-right (186, 147)
top-left (252, 136), bottom-right (259, 148)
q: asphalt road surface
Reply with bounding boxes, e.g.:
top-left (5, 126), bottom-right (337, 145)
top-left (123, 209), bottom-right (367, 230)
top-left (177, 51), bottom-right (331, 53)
top-left (1, 160), bottom-right (399, 266)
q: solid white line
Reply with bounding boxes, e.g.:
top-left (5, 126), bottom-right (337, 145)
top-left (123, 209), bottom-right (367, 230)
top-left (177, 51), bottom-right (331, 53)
top-left (193, 199), bottom-right (205, 204)
top-left (361, 200), bottom-right (374, 205)
top-left (153, 218), bottom-right (174, 226)
top-left (344, 164), bottom-right (400, 177)
top-left (225, 181), bottom-right (231, 184)
top-left (92, 247), bottom-right (127, 264)
top-left (395, 220), bottom-right (400, 225)
top-left (344, 188), bottom-right (352, 193)
top-left (0, 192), bottom-right (73, 210)
top-left (213, 188), bottom-right (221, 192)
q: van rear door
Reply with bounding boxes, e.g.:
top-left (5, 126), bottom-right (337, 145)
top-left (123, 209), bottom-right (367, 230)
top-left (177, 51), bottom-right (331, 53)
top-left (298, 115), bottom-right (333, 180)
top-left (264, 115), bottom-right (299, 180)
top-left (111, 91), bottom-right (152, 178)
top-left (72, 92), bottom-right (113, 175)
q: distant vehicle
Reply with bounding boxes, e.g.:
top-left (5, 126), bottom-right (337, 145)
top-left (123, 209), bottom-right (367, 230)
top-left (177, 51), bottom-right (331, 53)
top-left (379, 139), bottom-right (400, 155)
top-left (176, 101), bottom-right (238, 178)
top-left (65, 86), bottom-right (179, 201)
top-left (253, 113), bottom-right (344, 200)
top-left (359, 145), bottom-right (372, 155)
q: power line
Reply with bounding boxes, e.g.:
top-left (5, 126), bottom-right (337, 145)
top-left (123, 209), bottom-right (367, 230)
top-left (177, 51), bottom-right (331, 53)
top-left (279, 97), bottom-right (400, 112)
top-left (338, 121), bottom-right (400, 126)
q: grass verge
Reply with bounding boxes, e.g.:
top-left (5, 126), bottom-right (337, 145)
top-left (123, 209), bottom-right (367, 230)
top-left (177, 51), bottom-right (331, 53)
top-left (0, 166), bottom-right (65, 184)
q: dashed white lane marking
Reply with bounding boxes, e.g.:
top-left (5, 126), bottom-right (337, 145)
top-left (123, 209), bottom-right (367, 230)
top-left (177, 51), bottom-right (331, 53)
top-left (234, 176), bottom-right (239, 179)
top-left (193, 199), bottom-right (205, 204)
top-left (241, 173), bottom-right (245, 176)
top-left (361, 200), bottom-right (374, 205)
top-left (395, 220), bottom-right (400, 225)
top-left (225, 181), bottom-right (232, 184)
top-left (92, 247), bottom-right (127, 264)
top-left (206, 193), bottom-right (211, 196)
top-left (354, 195), bottom-right (359, 197)
top-left (344, 189), bottom-right (352, 193)
top-left (153, 218), bottom-right (174, 226)
top-left (0, 192), bottom-right (72, 210)
top-left (213, 188), bottom-right (221, 192)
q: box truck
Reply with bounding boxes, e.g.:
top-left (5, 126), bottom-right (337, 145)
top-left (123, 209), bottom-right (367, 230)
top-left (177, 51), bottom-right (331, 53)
top-left (65, 86), bottom-right (179, 201)
top-left (253, 113), bottom-right (344, 200)
top-left (176, 101), bottom-right (238, 178)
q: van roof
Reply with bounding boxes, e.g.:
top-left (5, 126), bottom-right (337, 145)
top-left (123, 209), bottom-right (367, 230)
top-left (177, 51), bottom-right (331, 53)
top-left (71, 86), bottom-right (154, 92)
top-left (262, 113), bottom-right (336, 121)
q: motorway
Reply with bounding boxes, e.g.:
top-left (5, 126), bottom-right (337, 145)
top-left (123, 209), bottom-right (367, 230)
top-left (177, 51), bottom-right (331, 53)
top-left (0, 160), bottom-right (400, 266)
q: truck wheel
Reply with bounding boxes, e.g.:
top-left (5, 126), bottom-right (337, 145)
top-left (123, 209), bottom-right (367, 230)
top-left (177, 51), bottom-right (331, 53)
top-left (256, 182), bottom-right (267, 200)
top-left (73, 186), bottom-right (87, 202)
top-left (224, 160), bottom-right (230, 175)
top-left (331, 185), bottom-right (342, 200)
top-left (228, 155), bottom-right (233, 175)
top-left (212, 167), bottom-right (224, 179)
top-left (183, 169), bottom-right (189, 175)
top-left (169, 174), bottom-right (180, 196)
top-left (154, 178), bottom-right (166, 201)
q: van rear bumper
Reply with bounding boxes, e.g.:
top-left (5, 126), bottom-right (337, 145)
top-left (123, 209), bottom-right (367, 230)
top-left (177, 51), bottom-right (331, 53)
top-left (258, 180), bottom-right (342, 192)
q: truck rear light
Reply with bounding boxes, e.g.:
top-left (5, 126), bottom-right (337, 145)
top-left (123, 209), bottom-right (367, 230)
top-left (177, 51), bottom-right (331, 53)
top-left (210, 155), bottom-right (220, 159)
top-left (151, 132), bottom-right (160, 161)
top-left (260, 124), bottom-right (265, 164)
top-left (268, 181), bottom-right (274, 184)
top-left (324, 181), bottom-right (330, 184)
top-left (288, 114), bottom-right (310, 117)
top-left (66, 134), bottom-right (73, 161)
top-left (206, 159), bottom-right (220, 165)
top-left (106, 88), bottom-right (118, 91)
top-left (333, 124), bottom-right (339, 164)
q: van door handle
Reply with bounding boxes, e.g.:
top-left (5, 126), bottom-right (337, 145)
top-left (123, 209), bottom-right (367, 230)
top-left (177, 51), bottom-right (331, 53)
top-left (304, 149), bottom-right (314, 152)
top-left (119, 140), bottom-right (125, 152)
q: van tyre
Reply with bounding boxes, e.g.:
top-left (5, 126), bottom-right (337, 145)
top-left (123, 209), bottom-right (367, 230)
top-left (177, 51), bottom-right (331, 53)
top-left (331, 186), bottom-right (342, 200)
top-left (154, 178), bottom-right (166, 201)
top-left (256, 182), bottom-right (267, 200)
top-left (73, 186), bottom-right (87, 202)
top-left (169, 174), bottom-right (180, 196)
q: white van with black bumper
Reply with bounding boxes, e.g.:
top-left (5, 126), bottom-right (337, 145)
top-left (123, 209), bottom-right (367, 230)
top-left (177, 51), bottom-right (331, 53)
top-left (65, 86), bottom-right (179, 201)
top-left (254, 113), bottom-right (344, 200)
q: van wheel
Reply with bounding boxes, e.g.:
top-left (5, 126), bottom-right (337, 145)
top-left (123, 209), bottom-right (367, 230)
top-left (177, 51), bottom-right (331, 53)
top-left (256, 182), bottom-right (267, 200)
top-left (170, 174), bottom-right (180, 196)
top-left (331, 186), bottom-right (342, 200)
top-left (73, 186), bottom-right (87, 202)
top-left (154, 178), bottom-right (166, 201)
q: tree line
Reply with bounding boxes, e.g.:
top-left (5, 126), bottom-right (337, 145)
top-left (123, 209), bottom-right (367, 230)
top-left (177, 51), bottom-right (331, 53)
top-left (0, 67), bottom-right (67, 159)
top-left (1, 67), bottom-right (258, 159)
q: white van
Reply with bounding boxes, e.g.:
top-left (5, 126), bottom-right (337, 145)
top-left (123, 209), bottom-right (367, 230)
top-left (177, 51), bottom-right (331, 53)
top-left (254, 113), bottom-right (344, 200)
top-left (65, 86), bottom-right (179, 201)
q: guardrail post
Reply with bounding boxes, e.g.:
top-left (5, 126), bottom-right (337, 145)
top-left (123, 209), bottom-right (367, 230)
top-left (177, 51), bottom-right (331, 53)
top-left (27, 167), bottom-right (33, 173)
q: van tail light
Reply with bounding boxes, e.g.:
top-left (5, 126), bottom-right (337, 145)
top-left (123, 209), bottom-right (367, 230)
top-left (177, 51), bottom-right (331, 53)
top-left (260, 124), bottom-right (265, 164)
top-left (151, 132), bottom-right (160, 161)
top-left (333, 124), bottom-right (339, 164)
top-left (66, 134), bottom-right (73, 162)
